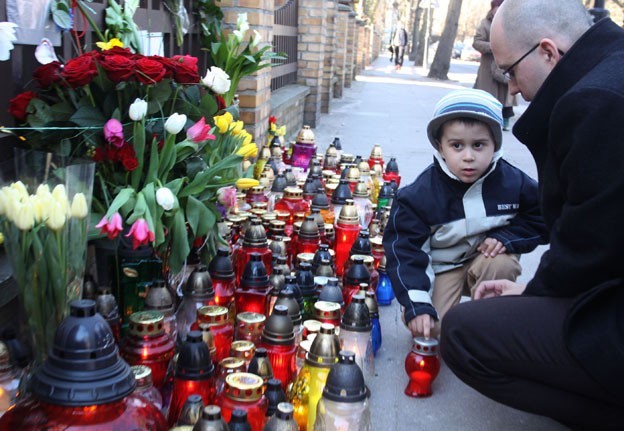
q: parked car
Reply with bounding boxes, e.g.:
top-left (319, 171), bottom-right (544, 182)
top-left (460, 45), bottom-right (481, 62)
top-left (452, 42), bottom-right (464, 59)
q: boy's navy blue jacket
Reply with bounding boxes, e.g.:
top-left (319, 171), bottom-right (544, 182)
top-left (382, 152), bottom-right (548, 324)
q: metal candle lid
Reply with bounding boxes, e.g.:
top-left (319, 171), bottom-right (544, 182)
top-left (357, 159), bottom-right (371, 175)
top-left (218, 357), bottom-right (246, 372)
top-left (331, 179), bottom-right (353, 205)
top-left (237, 311), bottom-right (266, 326)
top-left (318, 278), bottom-right (344, 305)
top-left (224, 372), bottom-right (264, 401)
top-left (306, 323), bottom-right (340, 368)
top-left (322, 351), bottom-right (368, 403)
top-left (177, 394), bottom-right (204, 426)
top-left (345, 256), bottom-right (371, 285)
top-left (313, 301), bottom-right (341, 321)
top-left (198, 305), bottom-right (229, 325)
top-left (243, 218), bottom-right (268, 247)
top-left (350, 230), bottom-right (372, 256)
top-left (296, 125), bottom-right (316, 144)
top-left (175, 331), bottom-right (215, 380)
top-left (340, 294), bottom-right (372, 332)
top-left (369, 144), bottom-right (383, 160)
top-left (284, 186), bottom-right (303, 199)
top-left (186, 264), bottom-right (215, 300)
top-left (241, 253), bottom-right (270, 289)
top-left (128, 310), bottom-right (166, 337)
top-left (247, 347), bottom-right (274, 383)
top-left (275, 291), bottom-right (302, 327)
top-left (311, 188), bottom-right (330, 210)
top-left (144, 279), bottom-right (174, 313)
top-left (364, 291), bottom-right (379, 317)
top-left (131, 365), bottom-right (154, 389)
top-left (386, 157), bottom-right (399, 173)
top-left (298, 216), bottom-right (320, 239)
top-left (353, 180), bottom-right (370, 198)
top-left (209, 247), bottom-right (235, 279)
top-left (261, 305), bottom-right (295, 345)
top-left (338, 199), bottom-right (360, 225)
top-left (411, 337), bottom-right (439, 357)
top-left (230, 340), bottom-right (256, 360)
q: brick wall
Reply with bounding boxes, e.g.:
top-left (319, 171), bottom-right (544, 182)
top-left (320, 1), bottom-right (337, 113)
top-left (344, 9), bottom-right (357, 88)
top-left (333, 4), bottom-right (350, 99)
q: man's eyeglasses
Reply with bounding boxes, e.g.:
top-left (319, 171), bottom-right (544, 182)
top-left (502, 42), bottom-right (540, 81)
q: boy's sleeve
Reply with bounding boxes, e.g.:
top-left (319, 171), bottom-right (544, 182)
top-left (487, 172), bottom-right (549, 253)
top-left (382, 188), bottom-right (439, 325)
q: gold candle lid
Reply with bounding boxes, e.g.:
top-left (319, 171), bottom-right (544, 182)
top-left (250, 208), bottom-right (268, 218)
top-left (353, 180), bottom-right (369, 198)
top-left (313, 301), bottom-right (341, 320)
top-left (128, 311), bottom-right (165, 337)
top-left (249, 185), bottom-right (265, 195)
top-left (230, 340), bottom-right (256, 359)
top-left (296, 125), bottom-right (316, 144)
top-left (224, 372), bottom-right (264, 401)
top-left (219, 356), bottom-right (246, 372)
top-left (236, 311), bottom-right (266, 325)
top-left (284, 187), bottom-right (303, 199)
top-left (131, 365), bottom-right (153, 388)
top-left (340, 153), bottom-right (355, 164)
top-left (357, 160), bottom-right (371, 175)
top-left (198, 305), bottom-right (229, 325)
top-left (370, 144), bottom-right (383, 159)
top-left (345, 165), bottom-right (360, 183)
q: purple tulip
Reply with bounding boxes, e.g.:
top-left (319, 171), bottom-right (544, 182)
top-left (104, 118), bottom-right (124, 147)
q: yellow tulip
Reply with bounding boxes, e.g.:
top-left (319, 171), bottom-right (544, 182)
top-left (229, 121), bottom-right (244, 135)
top-left (270, 123), bottom-right (277, 132)
top-left (52, 184), bottom-right (70, 215)
top-left (1, 187), bottom-right (20, 221)
top-left (46, 200), bottom-right (66, 231)
top-left (0, 232), bottom-right (4, 245)
top-left (70, 193), bottom-right (89, 219)
top-left (235, 178), bottom-right (260, 190)
top-left (240, 131), bottom-right (253, 146)
top-left (96, 38), bottom-right (124, 51)
top-left (237, 143), bottom-right (258, 159)
top-left (36, 184), bottom-right (51, 198)
top-left (31, 194), bottom-right (47, 223)
top-left (276, 125), bottom-right (286, 136)
top-left (214, 112), bottom-right (234, 134)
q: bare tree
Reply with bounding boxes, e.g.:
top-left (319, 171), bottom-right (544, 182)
top-left (428, 0), bottom-right (463, 79)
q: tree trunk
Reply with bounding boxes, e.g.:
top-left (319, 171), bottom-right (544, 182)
top-left (414, 8), bottom-right (428, 65)
top-left (409, 8), bottom-right (424, 61)
top-left (428, 0), bottom-right (463, 80)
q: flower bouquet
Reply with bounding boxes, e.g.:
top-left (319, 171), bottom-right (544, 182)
top-left (6, 41), bottom-right (257, 275)
top-left (0, 151), bottom-right (94, 364)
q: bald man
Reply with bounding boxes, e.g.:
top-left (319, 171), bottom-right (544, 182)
top-left (441, 0), bottom-right (624, 429)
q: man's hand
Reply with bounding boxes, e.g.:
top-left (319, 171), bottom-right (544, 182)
top-left (407, 314), bottom-right (436, 338)
top-left (477, 237), bottom-right (506, 257)
top-left (474, 279), bottom-right (526, 300)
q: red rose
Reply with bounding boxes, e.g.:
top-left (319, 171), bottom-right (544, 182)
top-left (99, 54), bottom-right (135, 83)
top-left (122, 156), bottom-right (138, 171)
top-left (92, 147), bottom-right (105, 162)
top-left (135, 57), bottom-right (166, 85)
top-left (269, 116), bottom-right (277, 124)
top-left (105, 147), bottom-right (119, 162)
top-left (216, 95), bottom-right (226, 111)
top-left (99, 47), bottom-right (136, 58)
top-left (117, 143), bottom-right (136, 161)
top-left (62, 53), bottom-right (98, 88)
top-left (148, 55), bottom-right (174, 79)
top-left (169, 55), bottom-right (200, 84)
top-left (8, 91), bottom-right (37, 122)
top-left (33, 62), bottom-right (63, 88)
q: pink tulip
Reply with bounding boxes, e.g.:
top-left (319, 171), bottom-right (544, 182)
top-left (186, 117), bottom-right (215, 143)
top-left (125, 218), bottom-right (155, 249)
top-left (217, 186), bottom-right (237, 209)
top-left (95, 212), bottom-right (124, 239)
top-left (104, 118), bottom-right (124, 148)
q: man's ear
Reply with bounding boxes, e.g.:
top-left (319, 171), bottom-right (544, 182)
top-left (539, 38), bottom-right (563, 64)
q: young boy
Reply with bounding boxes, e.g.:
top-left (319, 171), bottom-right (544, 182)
top-left (382, 89), bottom-right (547, 339)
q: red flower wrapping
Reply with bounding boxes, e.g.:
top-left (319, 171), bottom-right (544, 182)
top-left (8, 91), bottom-right (37, 122)
top-left (99, 54), bottom-right (136, 83)
top-left (98, 46), bottom-right (136, 58)
top-left (135, 57), bottom-right (167, 85)
top-left (62, 53), bottom-right (98, 88)
top-left (169, 55), bottom-right (200, 84)
top-left (149, 55), bottom-right (174, 79)
top-left (33, 62), bottom-right (63, 89)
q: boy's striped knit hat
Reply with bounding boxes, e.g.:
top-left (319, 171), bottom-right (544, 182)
top-left (427, 88), bottom-right (503, 151)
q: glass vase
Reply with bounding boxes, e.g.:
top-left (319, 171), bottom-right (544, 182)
top-left (0, 150), bottom-right (94, 366)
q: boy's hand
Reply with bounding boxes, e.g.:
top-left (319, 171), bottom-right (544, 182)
top-left (407, 314), bottom-right (436, 339)
top-left (477, 237), bottom-right (506, 257)
top-left (474, 279), bottom-right (526, 299)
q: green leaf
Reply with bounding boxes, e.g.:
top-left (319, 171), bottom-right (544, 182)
top-left (70, 105), bottom-right (107, 128)
top-left (200, 93), bottom-right (218, 118)
top-left (186, 195), bottom-right (216, 238)
top-left (145, 136), bottom-right (159, 184)
top-left (52, 0), bottom-right (73, 30)
top-left (175, 141), bottom-right (199, 163)
top-left (130, 121), bottom-right (146, 190)
top-left (169, 210), bottom-right (190, 273)
top-left (106, 188), bottom-right (135, 217)
top-left (126, 191), bottom-right (147, 224)
top-left (165, 178), bottom-right (185, 196)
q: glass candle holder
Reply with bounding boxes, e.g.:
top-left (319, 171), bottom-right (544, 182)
top-left (404, 337), bottom-right (440, 397)
top-left (260, 305), bottom-right (297, 392)
top-left (131, 365), bottom-right (163, 410)
top-left (209, 247), bottom-right (237, 323)
top-left (313, 301), bottom-right (342, 329)
top-left (198, 305), bottom-right (234, 364)
top-left (216, 357), bottom-right (246, 397)
top-left (375, 257), bottom-right (395, 306)
top-left (230, 340), bottom-right (257, 368)
top-left (219, 373), bottom-right (268, 431)
top-left (120, 310), bottom-right (175, 390)
top-left (235, 312), bottom-right (266, 345)
top-left (334, 201), bottom-right (361, 277)
top-left (236, 253), bottom-right (271, 316)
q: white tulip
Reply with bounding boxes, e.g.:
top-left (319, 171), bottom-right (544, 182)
top-left (0, 22), bottom-right (18, 62)
top-left (129, 98), bottom-right (148, 121)
top-left (70, 193), bottom-right (89, 219)
top-left (14, 200), bottom-right (35, 231)
top-left (237, 13), bottom-right (249, 31)
top-left (156, 187), bottom-right (175, 211)
top-left (201, 66), bottom-right (231, 95)
top-left (46, 200), bottom-right (66, 231)
top-left (11, 181), bottom-right (29, 199)
top-left (251, 30), bottom-right (262, 48)
top-left (165, 113), bottom-right (187, 135)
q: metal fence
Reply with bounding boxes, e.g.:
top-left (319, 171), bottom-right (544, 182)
top-left (271, 0), bottom-right (298, 91)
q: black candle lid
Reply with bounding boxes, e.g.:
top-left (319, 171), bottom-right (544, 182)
top-left (186, 264), bottom-right (215, 300)
top-left (31, 300), bottom-right (136, 406)
top-left (241, 253), bottom-right (270, 290)
top-left (229, 409), bottom-right (252, 430)
top-left (175, 331), bottom-right (215, 380)
top-left (322, 351), bottom-right (368, 403)
top-left (209, 247), bottom-right (235, 279)
top-left (340, 294), bottom-right (372, 332)
top-left (265, 378), bottom-right (286, 417)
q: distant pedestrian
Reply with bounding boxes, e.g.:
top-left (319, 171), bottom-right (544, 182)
top-left (473, 0), bottom-right (515, 130)
top-left (442, 0), bottom-right (624, 428)
top-left (382, 89), bottom-right (547, 339)
top-left (391, 23), bottom-right (409, 70)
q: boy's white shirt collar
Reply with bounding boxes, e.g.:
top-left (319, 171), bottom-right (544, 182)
top-left (433, 149), bottom-right (503, 183)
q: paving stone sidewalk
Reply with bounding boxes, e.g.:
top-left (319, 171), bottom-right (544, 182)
top-left (310, 55), bottom-right (566, 431)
